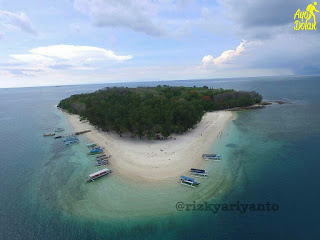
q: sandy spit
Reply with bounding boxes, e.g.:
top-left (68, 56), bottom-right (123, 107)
top-left (63, 110), bottom-right (234, 182)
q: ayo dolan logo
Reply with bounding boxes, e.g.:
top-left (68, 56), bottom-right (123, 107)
top-left (294, 2), bottom-right (319, 30)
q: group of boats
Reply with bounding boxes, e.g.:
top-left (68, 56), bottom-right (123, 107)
top-left (44, 127), bottom-right (81, 146)
top-left (44, 127), bottom-right (113, 182)
top-left (64, 139), bottom-right (112, 181)
top-left (43, 128), bottom-right (65, 136)
top-left (44, 129), bottom-right (221, 185)
top-left (94, 154), bottom-right (111, 166)
top-left (88, 146), bottom-right (104, 155)
top-left (87, 143), bottom-right (110, 165)
top-left (180, 153), bottom-right (221, 188)
top-left (43, 129), bottom-right (91, 138)
top-left (86, 143), bottom-right (114, 182)
top-left (65, 137), bottom-right (80, 146)
top-left (64, 138), bottom-right (112, 181)
top-left (43, 128), bottom-right (91, 147)
top-left (87, 149), bottom-right (220, 184)
top-left (180, 168), bottom-right (207, 188)
top-left (88, 152), bottom-right (219, 184)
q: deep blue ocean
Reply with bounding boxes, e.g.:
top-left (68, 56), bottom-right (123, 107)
top-left (0, 75), bottom-right (319, 239)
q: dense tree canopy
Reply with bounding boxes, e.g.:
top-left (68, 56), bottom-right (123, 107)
top-left (58, 86), bottom-right (262, 139)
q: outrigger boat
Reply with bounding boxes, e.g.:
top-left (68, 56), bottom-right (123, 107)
top-left (63, 137), bottom-right (77, 142)
top-left (55, 128), bottom-right (65, 132)
top-left (65, 139), bottom-right (80, 146)
top-left (87, 148), bottom-right (103, 155)
top-left (43, 133), bottom-right (55, 137)
top-left (75, 130), bottom-right (91, 135)
top-left (96, 160), bottom-right (109, 166)
top-left (180, 176), bottom-right (200, 188)
top-left (95, 154), bottom-right (111, 160)
top-left (202, 154), bottom-right (221, 161)
top-left (190, 168), bottom-right (208, 178)
top-left (87, 143), bottom-right (97, 148)
top-left (87, 168), bottom-right (112, 182)
top-left (92, 146), bottom-right (103, 150)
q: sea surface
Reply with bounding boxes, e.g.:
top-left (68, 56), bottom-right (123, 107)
top-left (0, 75), bottom-right (319, 239)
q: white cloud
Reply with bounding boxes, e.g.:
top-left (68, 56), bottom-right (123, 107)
top-left (202, 55), bottom-right (214, 66)
top-left (30, 45), bottom-right (132, 62)
top-left (1, 44), bottom-right (133, 80)
top-left (8, 44), bottom-right (132, 71)
top-left (73, 0), bottom-right (203, 37)
top-left (74, 0), bottom-right (166, 36)
top-left (10, 54), bottom-right (55, 66)
top-left (0, 10), bottom-right (36, 35)
top-left (202, 40), bottom-right (258, 67)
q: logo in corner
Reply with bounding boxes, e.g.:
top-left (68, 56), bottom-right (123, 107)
top-left (294, 2), bottom-right (319, 30)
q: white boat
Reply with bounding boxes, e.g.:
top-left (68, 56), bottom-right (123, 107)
top-left (190, 168), bottom-right (208, 178)
top-left (87, 168), bottom-right (112, 182)
top-left (202, 154), bottom-right (221, 161)
top-left (180, 176), bottom-right (200, 188)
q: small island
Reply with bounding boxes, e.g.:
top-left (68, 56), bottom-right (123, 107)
top-left (58, 86), bottom-right (262, 139)
top-left (58, 86), bottom-right (262, 181)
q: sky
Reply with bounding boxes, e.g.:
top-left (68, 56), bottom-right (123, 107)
top-left (0, 0), bottom-right (319, 88)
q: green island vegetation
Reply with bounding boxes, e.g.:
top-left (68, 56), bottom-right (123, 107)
top-left (58, 86), bottom-right (262, 139)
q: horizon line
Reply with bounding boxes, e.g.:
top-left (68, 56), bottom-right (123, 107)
top-left (1, 74), bottom-right (319, 89)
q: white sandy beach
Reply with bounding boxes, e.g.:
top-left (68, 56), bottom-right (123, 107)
top-left (64, 110), bottom-right (234, 182)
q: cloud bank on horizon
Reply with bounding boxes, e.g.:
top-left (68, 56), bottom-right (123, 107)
top-left (0, 0), bottom-right (319, 87)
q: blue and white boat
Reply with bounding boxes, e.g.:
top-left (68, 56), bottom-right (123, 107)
top-left (190, 168), bottom-right (208, 178)
top-left (63, 137), bottom-right (77, 142)
top-left (87, 143), bottom-right (97, 147)
top-left (88, 148), bottom-right (103, 155)
top-left (180, 176), bottom-right (200, 187)
top-left (65, 139), bottom-right (80, 146)
top-left (92, 146), bottom-right (103, 150)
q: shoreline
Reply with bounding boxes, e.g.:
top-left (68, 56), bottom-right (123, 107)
top-left (63, 110), bottom-right (234, 182)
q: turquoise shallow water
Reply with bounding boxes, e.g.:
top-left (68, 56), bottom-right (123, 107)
top-left (0, 76), bottom-right (320, 239)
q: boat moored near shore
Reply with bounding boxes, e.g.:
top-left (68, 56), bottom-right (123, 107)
top-left (63, 136), bottom-right (77, 142)
top-left (202, 154), bottom-right (221, 161)
top-left (88, 148), bottom-right (104, 155)
top-left (92, 146), bottom-right (103, 150)
top-left (96, 160), bottom-right (109, 166)
top-left (87, 168), bottom-right (112, 182)
top-left (75, 130), bottom-right (91, 135)
top-left (96, 154), bottom-right (111, 160)
top-left (190, 168), bottom-right (208, 178)
top-left (87, 143), bottom-right (97, 147)
top-left (63, 137), bottom-right (78, 142)
top-left (43, 133), bottom-right (55, 136)
top-left (65, 139), bottom-right (80, 146)
top-left (180, 176), bottom-right (200, 187)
